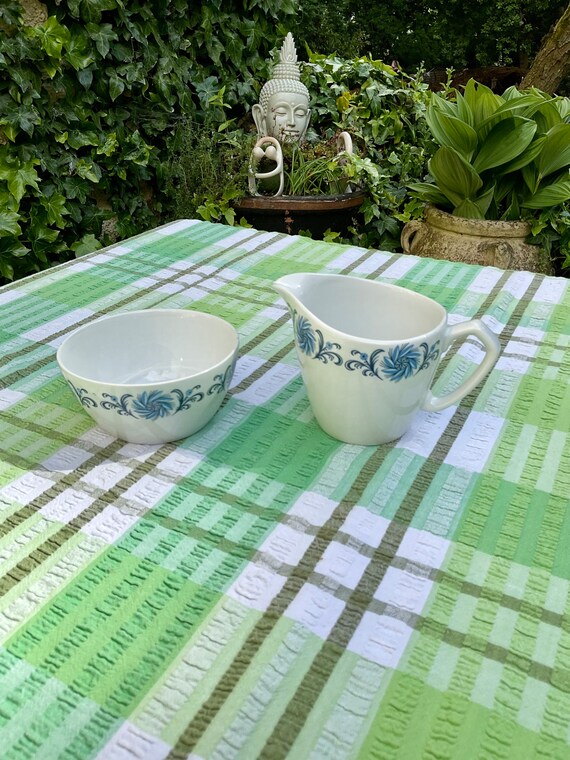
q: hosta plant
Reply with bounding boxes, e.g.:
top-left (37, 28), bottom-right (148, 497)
top-left (409, 79), bottom-right (570, 221)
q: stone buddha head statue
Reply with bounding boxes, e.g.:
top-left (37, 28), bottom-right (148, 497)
top-left (252, 33), bottom-right (311, 144)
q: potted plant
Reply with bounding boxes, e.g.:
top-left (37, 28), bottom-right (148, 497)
top-left (401, 79), bottom-right (570, 273)
top-left (233, 136), bottom-right (375, 236)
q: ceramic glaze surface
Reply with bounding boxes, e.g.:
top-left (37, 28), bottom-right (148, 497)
top-left (57, 309), bottom-right (239, 444)
top-left (274, 273), bottom-right (500, 445)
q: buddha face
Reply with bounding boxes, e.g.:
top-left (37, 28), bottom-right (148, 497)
top-left (265, 92), bottom-right (310, 143)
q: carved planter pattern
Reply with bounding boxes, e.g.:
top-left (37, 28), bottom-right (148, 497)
top-left (401, 205), bottom-right (552, 273)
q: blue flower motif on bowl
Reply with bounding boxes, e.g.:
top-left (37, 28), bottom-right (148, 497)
top-left (65, 366), bottom-right (234, 421)
top-left (130, 391), bottom-right (176, 420)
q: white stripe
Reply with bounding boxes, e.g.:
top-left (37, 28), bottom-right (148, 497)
top-left (396, 406), bottom-right (456, 458)
top-left (22, 308), bottom-right (95, 342)
top-left (95, 722), bottom-right (171, 760)
top-left (156, 219), bottom-right (199, 234)
top-left (352, 250), bottom-right (392, 274)
top-left (444, 411), bottom-right (504, 473)
top-left (381, 257), bottom-right (418, 280)
top-left (503, 270), bottom-right (534, 299)
top-left (0, 389), bottom-right (26, 410)
top-left (0, 289), bottom-right (26, 306)
top-left (468, 267), bottom-right (503, 294)
top-left (534, 276), bottom-right (568, 304)
top-left (234, 362), bottom-right (299, 405)
top-left (327, 246), bottom-right (367, 270)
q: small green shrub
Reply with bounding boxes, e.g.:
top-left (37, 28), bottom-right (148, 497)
top-left (300, 52), bottom-right (436, 250)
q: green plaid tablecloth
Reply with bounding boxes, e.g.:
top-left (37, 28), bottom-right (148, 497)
top-left (1, 219), bottom-right (569, 760)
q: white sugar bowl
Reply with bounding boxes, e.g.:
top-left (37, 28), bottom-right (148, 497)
top-left (57, 309), bottom-right (239, 444)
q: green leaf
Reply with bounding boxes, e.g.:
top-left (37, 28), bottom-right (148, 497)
top-left (75, 158), bottom-right (101, 182)
top-left (429, 146), bottom-right (483, 207)
top-left (534, 101), bottom-right (564, 133)
top-left (86, 22), bottom-right (118, 58)
top-left (473, 117), bottom-right (537, 173)
top-left (536, 124), bottom-right (570, 179)
top-left (407, 181), bottom-right (449, 206)
top-left (453, 198), bottom-right (485, 219)
top-left (462, 79), bottom-right (502, 128)
top-left (67, 130), bottom-right (99, 149)
top-left (498, 137), bottom-right (545, 175)
top-left (65, 31), bottom-right (95, 71)
top-left (34, 17), bottom-right (71, 59)
top-left (0, 210), bottom-right (21, 236)
top-left (40, 190), bottom-right (69, 227)
top-left (0, 161), bottom-right (40, 203)
top-left (455, 93), bottom-right (474, 128)
top-left (521, 174), bottom-right (570, 208)
top-left (473, 184), bottom-right (495, 217)
top-left (426, 105), bottom-right (478, 159)
top-left (72, 233), bottom-right (102, 257)
top-left (108, 72), bottom-right (125, 101)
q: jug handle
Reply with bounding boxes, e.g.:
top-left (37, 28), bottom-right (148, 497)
top-left (422, 319), bottom-right (500, 413)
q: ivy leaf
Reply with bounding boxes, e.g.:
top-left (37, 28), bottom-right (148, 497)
top-left (0, 157), bottom-right (40, 203)
top-left (108, 72), bottom-right (125, 101)
top-left (65, 31), bottom-right (95, 71)
top-left (72, 233), bottom-right (102, 257)
top-left (34, 17), bottom-right (71, 59)
top-left (67, 130), bottom-right (99, 149)
top-left (79, 0), bottom-right (117, 24)
top-left (0, 210), bottom-right (21, 236)
top-left (75, 158), bottom-right (101, 182)
top-left (78, 67), bottom-right (94, 88)
top-left (96, 132), bottom-right (119, 156)
top-left (86, 22), bottom-right (118, 58)
top-left (40, 189), bottom-right (70, 227)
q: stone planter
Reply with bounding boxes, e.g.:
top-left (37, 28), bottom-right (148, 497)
top-left (233, 191), bottom-right (365, 237)
top-left (401, 205), bottom-right (552, 273)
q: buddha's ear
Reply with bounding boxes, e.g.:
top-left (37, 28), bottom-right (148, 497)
top-left (299, 108), bottom-right (311, 140)
top-left (252, 104), bottom-right (266, 135)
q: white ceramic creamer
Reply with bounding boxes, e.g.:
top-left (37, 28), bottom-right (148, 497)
top-left (273, 273), bottom-right (500, 445)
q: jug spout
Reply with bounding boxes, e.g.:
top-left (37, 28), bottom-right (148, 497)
top-left (272, 273), bottom-right (310, 315)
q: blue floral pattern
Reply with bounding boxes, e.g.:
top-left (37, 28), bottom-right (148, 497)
top-left (290, 310), bottom-right (440, 383)
top-left (292, 310), bottom-right (342, 365)
top-left (65, 369), bottom-right (232, 420)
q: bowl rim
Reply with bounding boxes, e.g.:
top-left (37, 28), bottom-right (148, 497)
top-left (56, 308), bottom-right (239, 390)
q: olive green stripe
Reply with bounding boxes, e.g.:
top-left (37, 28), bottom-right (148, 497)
top-left (258, 406), bottom-right (470, 759)
top-left (1, 229), bottom-right (281, 379)
top-left (258, 270), bottom-right (542, 756)
top-left (167, 268), bottom-right (522, 758)
top-left (0, 440), bottom-right (175, 597)
top-left (165, 445), bottom-right (388, 759)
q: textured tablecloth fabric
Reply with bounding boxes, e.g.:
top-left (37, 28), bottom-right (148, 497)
top-left (0, 219), bottom-right (569, 760)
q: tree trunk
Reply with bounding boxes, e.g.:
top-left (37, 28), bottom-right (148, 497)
top-left (520, 3), bottom-right (570, 93)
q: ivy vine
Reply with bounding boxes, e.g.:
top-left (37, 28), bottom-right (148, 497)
top-left (0, 0), bottom-right (296, 282)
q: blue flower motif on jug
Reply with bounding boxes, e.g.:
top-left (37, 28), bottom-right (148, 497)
top-left (347, 340), bottom-right (440, 382)
top-left (287, 310), bottom-right (440, 382)
top-left (381, 343), bottom-right (422, 381)
top-left (295, 314), bottom-right (317, 355)
top-left (292, 310), bottom-right (342, 365)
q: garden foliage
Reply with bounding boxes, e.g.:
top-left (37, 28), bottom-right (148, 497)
top-left (299, 52), bottom-right (435, 249)
top-left (166, 52), bottom-right (436, 252)
top-left (0, 0), bottom-right (295, 282)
